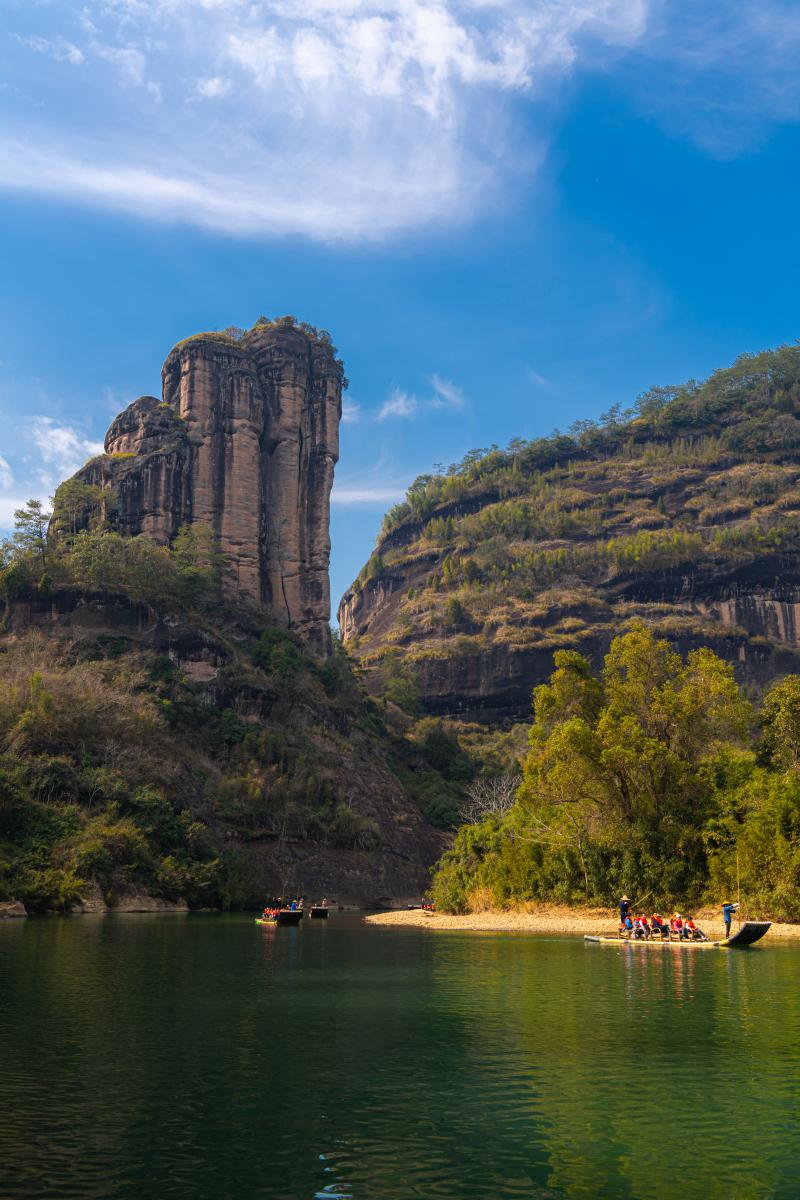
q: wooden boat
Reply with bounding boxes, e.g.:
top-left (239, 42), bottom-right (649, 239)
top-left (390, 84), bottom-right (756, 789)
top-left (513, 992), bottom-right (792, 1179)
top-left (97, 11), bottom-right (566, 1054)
top-left (309, 906), bottom-right (329, 919)
top-left (585, 920), bottom-right (771, 949)
top-left (255, 908), bottom-right (303, 926)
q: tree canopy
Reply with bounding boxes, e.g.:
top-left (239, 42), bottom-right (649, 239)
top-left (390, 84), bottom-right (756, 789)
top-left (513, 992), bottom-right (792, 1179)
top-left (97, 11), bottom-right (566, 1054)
top-left (431, 625), bottom-right (800, 920)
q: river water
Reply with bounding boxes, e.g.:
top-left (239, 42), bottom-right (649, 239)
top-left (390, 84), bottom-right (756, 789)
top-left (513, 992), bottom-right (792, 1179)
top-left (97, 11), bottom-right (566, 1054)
top-left (2, 914), bottom-right (799, 1200)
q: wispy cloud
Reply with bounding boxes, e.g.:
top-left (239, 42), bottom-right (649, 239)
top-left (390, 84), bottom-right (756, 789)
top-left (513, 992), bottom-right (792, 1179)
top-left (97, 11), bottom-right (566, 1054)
top-left (625, 1), bottom-right (800, 155)
top-left (0, 455), bottom-right (12, 489)
top-left (378, 375), bottom-right (466, 420)
top-left (0, 0), bottom-right (650, 240)
top-left (0, 498), bottom-right (27, 532)
top-left (379, 387), bottom-right (418, 421)
top-left (3, 2), bottom-right (796, 239)
top-left (331, 484), bottom-right (407, 506)
top-left (22, 36), bottom-right (85, 66)
top-left (27, 417), bottom-right (104, 491)
top-left (430, 374), bottom-right (465, 410)
top-left (527, 368), bottom-right (551, 389)
top-left (341, 397), bottom-right (361, 425)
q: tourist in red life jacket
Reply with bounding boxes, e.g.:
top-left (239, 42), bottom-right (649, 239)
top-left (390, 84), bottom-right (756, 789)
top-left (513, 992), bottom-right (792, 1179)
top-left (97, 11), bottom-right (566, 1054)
top-left (685, 916), bottom-right (707, 942)
top-left (671, 913), bottom-right (684, 938)
top-left (634, 915), bottom-right (650, 939)
top-left (651, 912), bottom-right (668, 939)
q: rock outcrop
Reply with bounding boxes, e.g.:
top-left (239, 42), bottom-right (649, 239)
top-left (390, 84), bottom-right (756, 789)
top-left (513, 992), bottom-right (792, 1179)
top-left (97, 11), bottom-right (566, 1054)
top-left (69, 320), bottom-right (343, 655)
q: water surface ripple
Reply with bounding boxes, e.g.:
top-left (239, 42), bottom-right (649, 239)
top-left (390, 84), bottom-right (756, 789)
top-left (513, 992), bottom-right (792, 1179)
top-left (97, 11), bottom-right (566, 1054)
top-left (1, 915), bottom-right (798, 1199)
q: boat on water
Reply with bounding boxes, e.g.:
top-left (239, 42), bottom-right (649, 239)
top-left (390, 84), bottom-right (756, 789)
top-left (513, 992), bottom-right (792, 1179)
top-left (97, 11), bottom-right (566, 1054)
top-left (585, 920), bottom-right (771, 949)
top-left (309, 906), bottom-right (329, 919)
top-left (255, 908), bottom-right (304, 926)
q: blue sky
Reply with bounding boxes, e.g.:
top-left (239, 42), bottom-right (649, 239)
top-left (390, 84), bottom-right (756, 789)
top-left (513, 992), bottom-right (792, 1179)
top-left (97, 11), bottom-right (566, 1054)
top-left (1, 1), bottom-right (800, 610)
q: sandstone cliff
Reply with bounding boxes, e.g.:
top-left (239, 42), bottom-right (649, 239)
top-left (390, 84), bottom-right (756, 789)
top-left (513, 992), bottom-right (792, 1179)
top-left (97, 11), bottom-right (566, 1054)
top-left (340, 342), bottom-right (800, 721)
top-left (70, 319), bottom-right (342, 655)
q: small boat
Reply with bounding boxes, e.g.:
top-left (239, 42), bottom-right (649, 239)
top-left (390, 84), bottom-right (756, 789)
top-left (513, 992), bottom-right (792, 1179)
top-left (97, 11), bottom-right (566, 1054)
top-left (309, 906), bottom-right (329, 919)
top-left (585, 920), bottom-right (771, 950)
top-left (255, 908), bottom-right (303, 926)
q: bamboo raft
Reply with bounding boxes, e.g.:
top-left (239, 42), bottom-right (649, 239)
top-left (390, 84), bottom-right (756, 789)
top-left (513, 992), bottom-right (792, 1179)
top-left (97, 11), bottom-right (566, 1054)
top-left (585, 920), bottom-right (771, 949)
top-left (255, 909), bottom-right (303, 926)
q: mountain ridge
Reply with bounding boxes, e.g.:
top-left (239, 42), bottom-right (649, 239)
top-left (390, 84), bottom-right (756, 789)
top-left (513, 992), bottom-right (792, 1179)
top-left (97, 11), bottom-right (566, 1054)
top-left (339, 342), bottom-right (800, 722)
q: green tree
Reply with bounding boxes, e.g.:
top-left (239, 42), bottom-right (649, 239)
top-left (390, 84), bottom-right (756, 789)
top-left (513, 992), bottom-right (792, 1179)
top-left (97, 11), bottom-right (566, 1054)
top-left (171, 522), bottom-right (223, 603)
top-left (13, 499), bottom-right (50, 570)
top-left (758, 676), bottom-right (800, 769)
top-left (431, 624), bottom-right (752, 911)
top-left (51, 480), bottom-right (106, 538)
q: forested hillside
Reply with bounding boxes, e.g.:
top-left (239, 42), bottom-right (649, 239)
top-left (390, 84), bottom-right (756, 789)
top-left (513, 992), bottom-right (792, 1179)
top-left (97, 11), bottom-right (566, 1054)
top-left (0, 510), bottom-right (450, 913)
top-left (340, 344), bottom-right (800, 722)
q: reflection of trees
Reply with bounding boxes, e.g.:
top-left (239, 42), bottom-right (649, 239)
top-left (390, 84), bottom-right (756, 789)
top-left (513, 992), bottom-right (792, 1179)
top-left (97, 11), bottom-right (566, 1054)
top-left (455, 941), bottom-right (800, 1200)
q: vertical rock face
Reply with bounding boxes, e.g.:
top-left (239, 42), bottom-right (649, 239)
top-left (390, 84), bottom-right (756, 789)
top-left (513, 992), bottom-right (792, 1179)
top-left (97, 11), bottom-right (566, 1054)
top-left (68, 321), bottom-right (343, 654)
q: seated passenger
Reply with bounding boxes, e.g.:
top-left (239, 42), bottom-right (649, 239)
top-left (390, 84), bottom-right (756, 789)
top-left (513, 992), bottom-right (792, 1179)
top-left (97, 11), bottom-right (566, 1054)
top-left (670, 913), bottom-right (684, 938)
top-left (622, 914), bottom-right (634, 937)
top-left (634, 915), bottom-right (650, 939)
top-left (651, 912), bottom-right (668, 938)
top-left (685, 917), bottom-right (707, 941)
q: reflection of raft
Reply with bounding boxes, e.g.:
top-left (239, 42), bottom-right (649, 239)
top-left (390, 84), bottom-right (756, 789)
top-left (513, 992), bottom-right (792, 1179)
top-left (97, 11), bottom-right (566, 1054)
top-left (309, 906), bottom-right (329, 919)
top-left (585, 921), bottom-right (771, 949)
top-left (255, 909), bottom-right (303, 926)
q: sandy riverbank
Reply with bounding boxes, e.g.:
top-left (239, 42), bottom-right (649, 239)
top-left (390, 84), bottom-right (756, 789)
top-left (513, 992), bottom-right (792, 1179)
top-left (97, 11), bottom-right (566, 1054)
top-left (365, 905), bottom-right (800, 940)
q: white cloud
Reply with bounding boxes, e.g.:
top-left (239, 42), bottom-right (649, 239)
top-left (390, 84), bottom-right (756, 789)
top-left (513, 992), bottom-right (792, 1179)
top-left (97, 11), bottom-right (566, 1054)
top-left (91, 43), bottom-right (147, 87)
top-left (624, 1), bottom-right (800, 155)
top-left (341, 397), bottom-right (361, 424)
top-left (379, 387), bottom-right (418, 420)
top-left (28, 418), bottom-right (104, 491)
top-left (331, 484), bottom-right (407, 505)
top-left (378, 376), bottom-right (466, 419)
top-left (5, 1), bottom-right (795, 239)
top-left (23, 36), bottom-right (85, 66)
top-left (0, 455), bottom-right (12, 488)
top-left (0, 498), bottom-right (27, 532)
top-left (197, 76), bottom-right (231, 98)
top-left (1, 0), bottom-right (650, 240)
top-left (430, 374), bottom-right (464, 409)
top-left (527, 368), bottom-right (550, 389)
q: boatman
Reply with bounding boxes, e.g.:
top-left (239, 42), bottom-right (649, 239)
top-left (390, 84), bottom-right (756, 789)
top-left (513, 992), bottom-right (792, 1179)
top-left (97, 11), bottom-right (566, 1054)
top-left (722, 901), bottom-right (739, 939)
top-left (619, 895), bottom-right (631, 924)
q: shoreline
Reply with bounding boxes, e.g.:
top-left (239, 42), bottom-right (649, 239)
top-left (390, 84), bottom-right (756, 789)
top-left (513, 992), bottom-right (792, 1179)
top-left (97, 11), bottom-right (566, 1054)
top-left (365, 905), bottom-right (800, 940)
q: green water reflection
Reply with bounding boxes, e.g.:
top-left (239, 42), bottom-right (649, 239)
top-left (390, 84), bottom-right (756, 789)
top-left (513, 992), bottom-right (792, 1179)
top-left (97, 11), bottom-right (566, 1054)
top-left (1, 916), bottom-right (798, 1199)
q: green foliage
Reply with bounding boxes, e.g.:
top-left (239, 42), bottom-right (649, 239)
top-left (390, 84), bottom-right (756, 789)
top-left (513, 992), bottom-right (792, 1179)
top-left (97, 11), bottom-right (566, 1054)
top-left (12, 500), bottom-right (50, 566)
top-left (51, 480), bottom-right (106, 538)
top-left (381, 652), bottom-right (420, 714)
top-left (757, 676), bottom-right (800, 769)
top-left (430, 625), bottom-right (799, 915)
top-left (0, 638), bottom-right (225, 911)
top-left (252, 628), bottom-right (304, 682)
top-left (1, 518), bottom-right (223, 612)
top-left (444, 597), bottom-right (465, 627)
